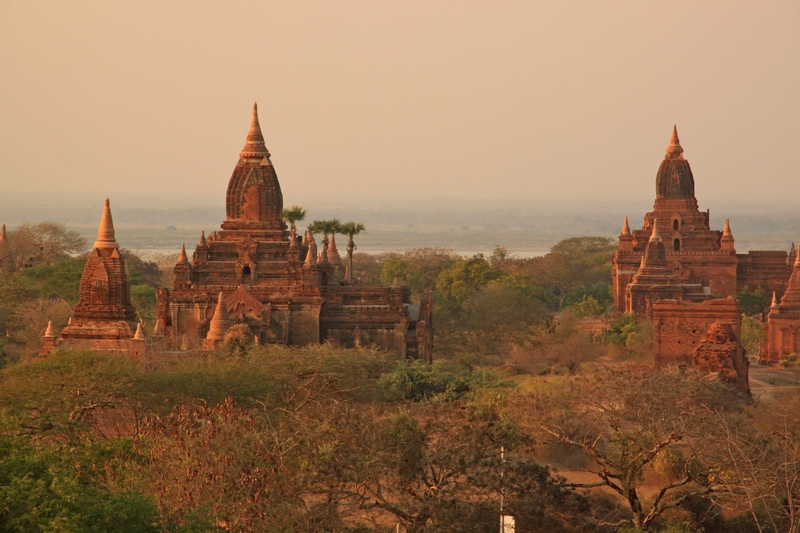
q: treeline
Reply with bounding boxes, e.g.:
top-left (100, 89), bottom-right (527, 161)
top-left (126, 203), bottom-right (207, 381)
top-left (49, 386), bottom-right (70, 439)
top-left (0, 345), bottom-right (797, 532)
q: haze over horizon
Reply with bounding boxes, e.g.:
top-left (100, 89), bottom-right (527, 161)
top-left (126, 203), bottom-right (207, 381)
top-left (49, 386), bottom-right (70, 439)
top-left (1, 2), bottom-right (799, 211)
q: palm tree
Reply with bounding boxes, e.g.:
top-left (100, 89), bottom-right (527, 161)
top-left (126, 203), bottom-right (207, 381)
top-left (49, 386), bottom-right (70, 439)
top-left (339, 221), bottom-right (365, 284)
top-left (310, 219), bottom-right (341, 262)
top-left (282, 205), bottom-right (306, 246)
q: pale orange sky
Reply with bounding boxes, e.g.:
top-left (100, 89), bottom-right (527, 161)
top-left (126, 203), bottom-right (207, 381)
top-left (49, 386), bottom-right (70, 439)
top-left (1, 1), bottom-right (799, 210)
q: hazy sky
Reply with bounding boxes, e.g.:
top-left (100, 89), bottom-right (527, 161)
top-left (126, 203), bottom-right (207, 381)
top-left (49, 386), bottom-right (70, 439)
top-left (1, 1), bottom-right (799, 211)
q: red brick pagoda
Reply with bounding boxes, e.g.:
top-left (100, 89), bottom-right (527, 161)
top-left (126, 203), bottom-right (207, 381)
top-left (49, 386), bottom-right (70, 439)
top-left (41, 199), bottom-right (146, 356)
top-left (159, 104), bottom-right (432, 360)
top-left (613, 126), bottom-right (791, 318)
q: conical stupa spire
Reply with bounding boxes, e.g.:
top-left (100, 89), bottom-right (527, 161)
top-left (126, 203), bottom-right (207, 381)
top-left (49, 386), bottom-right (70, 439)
top-left (93, 198), bottom-right (119, 249)
top-left (178, 243), bottom-right (189, 263)
top-left (0, 224), bottom-right (7, 245)
top-left (44, 320), bottom-right (57, 338)
top-left (305, 233), bottom-right (317, 266)
top-left (666, 125), bottom-right (684, 159)
top-left (198, 230), bottom-right (207, 248)
top-left (134, 322), bottom-right (146, 340)
top-left (722, 218), bottom-right (732, 237)
top-left (795, 246), bottom-right (800, 268)
top-left (328, 233), bottom-right (342, 265)
top-left (772, 291), bottom-right (779, 308)
top-left (239, 103), bottom-right (271, 160)
top-left (649, 219), bottom-right (661, 242)
top-left (206, 292), bottom-right (233, 342)
top-left (621, 216), bottom-right (631, 236)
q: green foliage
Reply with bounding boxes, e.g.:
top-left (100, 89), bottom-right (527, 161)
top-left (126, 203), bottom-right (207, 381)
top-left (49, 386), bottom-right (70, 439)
top-left (571, 295), bottom-right (605, 318)
top-left (339, 221), bottom-right (365, 239)
top-left (379, 247), bottom-right (459, 296)
top-left (130, 284), bottom-right (157, 323)
top-left (736, 286), bottom-right (768, 316)
top-left (435, 254), bottom-right (500, 306)
top-left (522, 236), bottom-right (617, 310)
top-left (282, 205), bottom-right (306, 228)
top-left (8, 257), bottom-right (86, 304)
top-left (741, 314), bottom-right (765, 357)
top-left (606, 312), bottom-right (638, 346)
top-left (0, 436), bottom-right (162, 532)
top-left (377, 359), bottom-right (514, 402)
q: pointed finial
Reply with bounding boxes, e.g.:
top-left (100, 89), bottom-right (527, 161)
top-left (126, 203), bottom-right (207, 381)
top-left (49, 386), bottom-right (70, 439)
top-left (0, 224), bottom-right (7, 244)
top-left (134, 322), bottom-right (146, 340)
top-left (666, 125), bottom-right (684, 159)
top-left (393, 277), bottom-right (400, 287)
top-left (93, 198), bottom-right (119, 249)
top-left (795, 247), bottom-right (800, 268)
top-left (239, 102), bottom-right (271, 160)
top-left (649, 219), bottom-right (661, 242)
top-left (722, 218), bottom-right (732, 237)
top-left (44, 320), bottom-right (57, 338)
top-left (772, 291), bottom-right (779, 308)
top-left (178, 243), bottom-right (188, 263)
top-left (621, 216), bottom-right (631, 236)
top-left (198, 230), bottom-right (207, 248)
top-left (304, 233), bottom-right (317, 266)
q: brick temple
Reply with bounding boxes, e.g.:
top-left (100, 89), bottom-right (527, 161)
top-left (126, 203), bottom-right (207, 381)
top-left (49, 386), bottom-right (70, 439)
top-left (613, 126), bottom-right (794, 375)
top-left (613, 126), bottom-right (791, 319)
top-left (40, 199), bottom-right (146, 356)
top-left (156, 104), bottom-right (433, 359)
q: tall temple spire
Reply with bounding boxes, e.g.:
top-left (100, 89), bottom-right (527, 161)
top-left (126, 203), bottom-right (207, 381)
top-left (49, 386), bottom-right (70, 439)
top-left (722, 218), bottom-right (732, 237)
top-left (198, 230), bottom-right (207, 248)
top-left (649, 219), bottom-right (661, 242)
top-left (239, 102), bottom-right (271, 160)
top-left (0, 224), bottom-right (7, 246)
top-left (93, 198), bottom-right (119, 249)
top-left (666, 125), bottom-right (684, 159)
top-left (621, 216), bottom-right (631, 236)
top-left (178, 243), bottom-right (189, 264)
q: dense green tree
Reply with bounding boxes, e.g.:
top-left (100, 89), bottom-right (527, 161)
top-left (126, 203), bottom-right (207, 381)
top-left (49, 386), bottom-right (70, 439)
top-left (435, 254), bottom-right (499, 307)
top-left (736, 286), bottom-right (769, 317)
top-left (282, 205), bottom-right (307, 245)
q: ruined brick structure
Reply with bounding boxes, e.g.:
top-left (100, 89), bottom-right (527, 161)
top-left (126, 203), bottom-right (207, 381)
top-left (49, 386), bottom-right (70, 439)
top-left (693, 323), bottom-right (749, 393)
top-left (652, 298), bottom-right (748, 392)
top-left (161, 104), bottom-right (432, 360)
top-left (761, 254), bottom-right (800, 363)
top-left (613, 127), bottom-right (791, 317)
top-left (41, 199), bottom-right (146, 356)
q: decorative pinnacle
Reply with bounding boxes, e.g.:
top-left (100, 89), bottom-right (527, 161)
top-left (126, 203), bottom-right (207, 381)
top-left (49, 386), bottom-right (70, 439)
top-left (178, 243), bottom-right (188, 263)
top-left (93, 198), bottom-right (119, 249)
top-left (0, 224), bottom-right (7, 245)
top-left (304, 233), bottom-right (317, 266)
top-left (772, 291), bottom-right (779, 307)
top-left (722, 218), bottom-right (733, 238)
top-left (239, 102), bottom-right (271, 159)
top-left (649, 219), bottom-right (661, 242)
top-left (134, 322), bottom-right (146, 340)
top-left (198, 230), bottom-right (207, 248)
top-left (621, 216), bottom-right (631, 236)
top-left (666, 125), bottom-right (684, 159)
top-left (44, 320), bottom-right (57, 338)
top-left (795, 246), bottom-right (800, 268)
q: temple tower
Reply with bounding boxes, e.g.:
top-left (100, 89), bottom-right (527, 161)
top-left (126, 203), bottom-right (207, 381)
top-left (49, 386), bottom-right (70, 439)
top-left (55, 199), bottom-right (139, 352)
